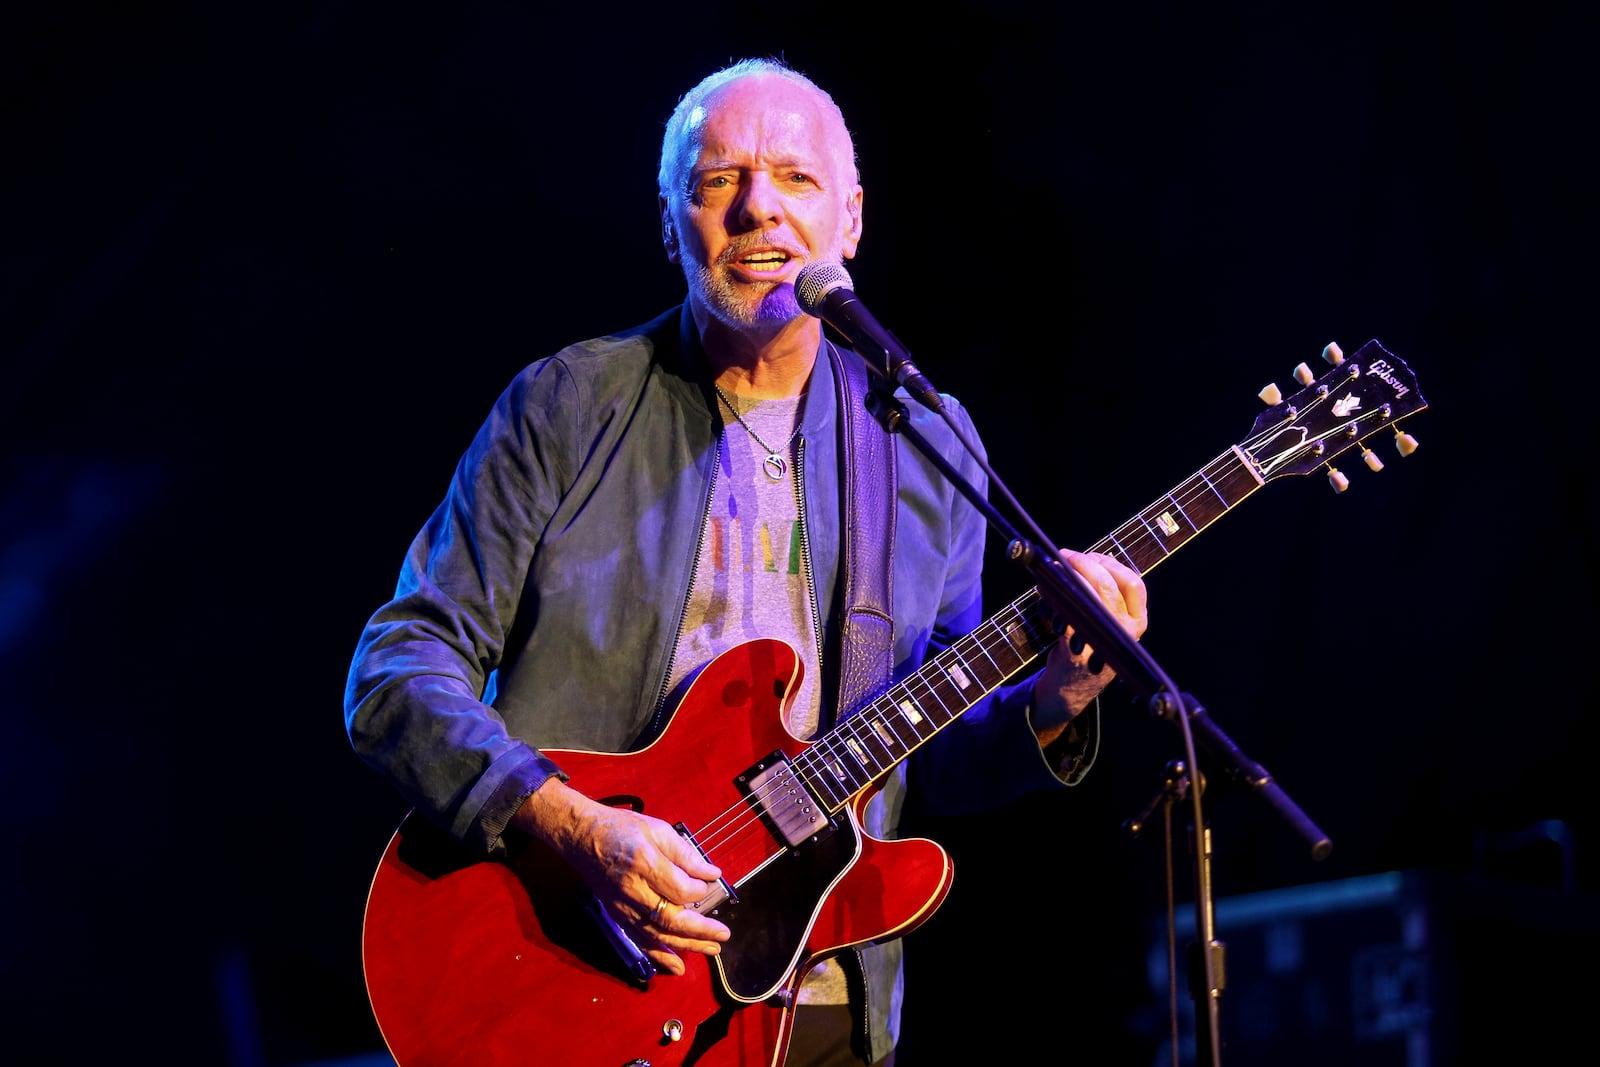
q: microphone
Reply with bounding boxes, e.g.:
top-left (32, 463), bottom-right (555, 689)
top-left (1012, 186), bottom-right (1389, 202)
top-left (794, 261), bottom-right (943, 411)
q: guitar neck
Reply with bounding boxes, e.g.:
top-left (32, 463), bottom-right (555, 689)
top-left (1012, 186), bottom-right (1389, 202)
top-left (1088, 444), bottom-right (1265, 574)
top-left (796, 445), bottom-right (1265, 808)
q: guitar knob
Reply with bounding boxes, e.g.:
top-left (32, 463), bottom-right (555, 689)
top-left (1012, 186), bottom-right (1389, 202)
top-left (1323, 341), bottom-right (1344, 365)
top-left (1395, 428), bottom-right (1419, 456)
top-left (662, 1018), bottom-right (685, 1042)
top-left (1258, 383), bottom-right (1283, 405)
top-left (1327, 465), bottom-right (1350, 493)
top-left (1293, 362), bottom-right (1314, 385)
top-left (1362, 447), bottom-right (1384, 472)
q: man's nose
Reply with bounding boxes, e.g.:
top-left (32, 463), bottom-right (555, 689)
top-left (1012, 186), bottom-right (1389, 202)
top-left (736, 172), bottom-right (785, 230)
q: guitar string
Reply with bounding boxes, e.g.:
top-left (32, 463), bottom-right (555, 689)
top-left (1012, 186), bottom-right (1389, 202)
top-left (693, 484), bottom-right (1227, 871)
top-left (693, 510), bottom-right (1169, 863)
top-left (791, 598), bottom-right (1041, 801)
top-left (676, 513), bottom-right (1134, 858)
top-left (690, 386), bottom-right (1406, 857)
top-left (686, 447), bottom-right (1259, 864)
top-left (690, 448), bottom-right (1246, 856)
top-left (696, 420), bottom-right (1358, 866)
top-left (689, 597), bottom-right (1057, 864)
top-left (687, 597), bottom-right (1046, 854)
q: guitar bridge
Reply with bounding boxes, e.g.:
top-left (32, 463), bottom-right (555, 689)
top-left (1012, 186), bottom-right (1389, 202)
top-left (673, 822), bottom-right (737, 912)
top-left (739, 751), bottom-right (831, 848)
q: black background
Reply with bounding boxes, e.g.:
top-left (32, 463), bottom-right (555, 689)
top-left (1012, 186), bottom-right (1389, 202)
top-left (4, 3), bottom-right (1594, 1064)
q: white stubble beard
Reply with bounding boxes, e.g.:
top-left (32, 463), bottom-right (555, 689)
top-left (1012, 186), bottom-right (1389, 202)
top-left (686, 260), bottom-right (801, 329)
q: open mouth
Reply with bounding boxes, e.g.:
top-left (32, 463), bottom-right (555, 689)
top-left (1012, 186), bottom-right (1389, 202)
top-left (736, 250), bottom-right (792, 274)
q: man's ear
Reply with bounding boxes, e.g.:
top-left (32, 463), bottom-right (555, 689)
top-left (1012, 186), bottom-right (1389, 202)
top-left (841, 186), bottom-right (864, 260)
top-left (659, 196), bottom-right (680, 264)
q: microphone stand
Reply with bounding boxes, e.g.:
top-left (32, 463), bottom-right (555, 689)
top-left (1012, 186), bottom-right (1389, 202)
top-left (854, 362), bottom-right (1331, 1067)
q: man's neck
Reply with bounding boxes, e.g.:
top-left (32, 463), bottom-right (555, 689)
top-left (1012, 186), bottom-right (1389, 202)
top-left (695, 310), bottom-right (822, 399)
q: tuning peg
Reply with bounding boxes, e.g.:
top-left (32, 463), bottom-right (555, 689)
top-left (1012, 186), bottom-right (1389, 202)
top-left (1394, 427), bottom-right (1419, 456)
top-left (1323, 341), bottom-right (1344, 365)
top-left (1362, 446), bottom-right (1384, 472)
top-left (1293, 362), bottom-right (1315, 385)
top-left (1327, 463), bottom-right (1350, 493)
top-left (1259, 383), bottom-right (1283, 405)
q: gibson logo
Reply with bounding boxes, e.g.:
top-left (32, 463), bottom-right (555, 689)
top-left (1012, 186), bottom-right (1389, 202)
top-left (1365, 358), bottom-right (1411, 399)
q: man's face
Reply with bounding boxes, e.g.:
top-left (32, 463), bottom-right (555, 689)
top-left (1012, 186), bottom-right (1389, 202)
top-left (661, 74), bottom-right (863, 330)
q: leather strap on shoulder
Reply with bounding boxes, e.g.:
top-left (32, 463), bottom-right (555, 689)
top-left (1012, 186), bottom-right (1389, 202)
top-left (828, 343), bottom-right (897, 718)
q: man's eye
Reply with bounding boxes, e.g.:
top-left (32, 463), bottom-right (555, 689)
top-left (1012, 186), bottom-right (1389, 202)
top-left (788, 172), bottom-right (815, 185)
top-left (703, 175), bottom-right (733, 190)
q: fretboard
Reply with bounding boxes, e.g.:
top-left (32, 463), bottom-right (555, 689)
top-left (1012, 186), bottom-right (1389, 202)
top-left (795, 444), bottom-right (1266, 809)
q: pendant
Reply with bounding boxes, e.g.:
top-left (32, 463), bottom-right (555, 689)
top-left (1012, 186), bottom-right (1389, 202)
top-left (763, 454), bottom-right (787, 481)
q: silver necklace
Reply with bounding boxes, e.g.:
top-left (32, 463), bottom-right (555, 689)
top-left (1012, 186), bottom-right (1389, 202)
top-left (713, 384), bottom-right (801, 482)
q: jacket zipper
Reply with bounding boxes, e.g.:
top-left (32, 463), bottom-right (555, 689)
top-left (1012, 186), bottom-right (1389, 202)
top-left (792, 435), bottom-right (826, 697)
top-left (648, 430), bottom-right (722, 737)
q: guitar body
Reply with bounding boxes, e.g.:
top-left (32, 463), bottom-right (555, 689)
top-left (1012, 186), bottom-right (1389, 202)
top-left (362, 638), bottom-right (955, 1067)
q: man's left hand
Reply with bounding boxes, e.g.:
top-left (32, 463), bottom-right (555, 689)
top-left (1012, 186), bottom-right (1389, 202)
top-left (1030, 549), bottom-right (1149, 743)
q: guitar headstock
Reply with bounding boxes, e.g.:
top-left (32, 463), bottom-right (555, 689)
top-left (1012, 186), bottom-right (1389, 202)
top-left (1245, 339), bottom-right (1428, 490)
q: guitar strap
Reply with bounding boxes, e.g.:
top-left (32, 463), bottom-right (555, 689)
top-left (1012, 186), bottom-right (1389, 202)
top-left (827, 342), bottom-right (897, 723)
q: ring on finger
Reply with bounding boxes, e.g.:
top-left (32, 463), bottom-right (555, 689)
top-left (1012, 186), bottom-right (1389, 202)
top-left (650, 894), bottom-right (668, 924)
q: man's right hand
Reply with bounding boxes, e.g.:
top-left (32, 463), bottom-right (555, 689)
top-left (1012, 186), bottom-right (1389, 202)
top-left (512, 778), bottom-right (730, 975)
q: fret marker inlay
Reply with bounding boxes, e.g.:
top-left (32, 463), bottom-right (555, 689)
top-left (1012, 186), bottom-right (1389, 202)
top-left (1004, 622), bottom-right (1030, 651)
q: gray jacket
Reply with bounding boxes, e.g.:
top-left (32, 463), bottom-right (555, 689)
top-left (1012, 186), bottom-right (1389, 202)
top-left (346, 304), bottom-right (1093, 1060)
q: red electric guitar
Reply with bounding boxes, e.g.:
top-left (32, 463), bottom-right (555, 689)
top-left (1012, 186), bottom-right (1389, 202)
top-left (361, 340), bottom-right (1427, 1066)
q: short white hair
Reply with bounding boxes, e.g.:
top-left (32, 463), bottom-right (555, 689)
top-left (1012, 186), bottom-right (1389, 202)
top-left (657, 57), bottom-right (859, 200)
